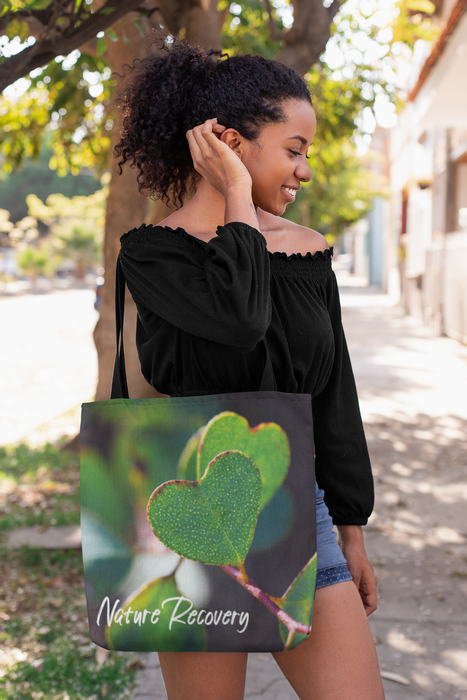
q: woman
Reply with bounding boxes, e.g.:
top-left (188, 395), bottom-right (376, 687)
top-left (114, 37), bottom-right (385, 700)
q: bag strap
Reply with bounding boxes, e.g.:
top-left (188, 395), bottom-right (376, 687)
top-left (111, 255), bottom-right (130, 399)
top-left (111, 255), bottom-right (277, 399)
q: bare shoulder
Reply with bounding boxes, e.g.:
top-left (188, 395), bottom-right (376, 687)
top-left (257, 209), bottom-right (330, 256)
top-left (291, 222), bottom-right (330, 254)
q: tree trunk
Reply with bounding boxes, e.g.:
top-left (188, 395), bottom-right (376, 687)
top-left (92, 10), bottom-right (158, 402)
top-left (185, 0), bottom-right (224, 49)
top-left (273, 0), bottom-right (340, 76)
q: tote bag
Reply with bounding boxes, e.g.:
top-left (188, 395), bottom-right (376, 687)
top-left (80, 256), bottom-right (317, 652)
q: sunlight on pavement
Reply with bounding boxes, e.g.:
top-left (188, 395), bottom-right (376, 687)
top-left (0, 289), bottom-right (98, 446)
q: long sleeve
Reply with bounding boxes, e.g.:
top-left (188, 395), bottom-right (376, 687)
top-left (118, 221), bottom-right (272, 354)
top-left (312, 271), bottom-right (374, 525)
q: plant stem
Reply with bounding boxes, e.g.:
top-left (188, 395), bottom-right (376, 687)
top-left (220, 565), bottom-right (311, 636)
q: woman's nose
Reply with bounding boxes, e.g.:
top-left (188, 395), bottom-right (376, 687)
top-left (296, 162), bottom-right (312, 183)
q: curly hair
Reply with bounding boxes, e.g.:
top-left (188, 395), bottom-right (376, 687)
top-left (113, 34), bottom-right (312, 208)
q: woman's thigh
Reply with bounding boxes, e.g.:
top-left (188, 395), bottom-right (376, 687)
top-left (272, 580), bottom-right (385, 700)
top-left (158, 651), bottom-right (248, 700)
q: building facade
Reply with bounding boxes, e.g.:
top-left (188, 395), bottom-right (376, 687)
top-left (388, 0), bottom-right (467, 343)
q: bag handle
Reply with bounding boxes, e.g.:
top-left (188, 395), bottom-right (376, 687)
top-left (111, 256), bottom-right (277, 399)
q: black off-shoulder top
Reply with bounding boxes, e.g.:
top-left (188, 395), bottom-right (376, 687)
top-left (118, 220), bottom-right (374, 526)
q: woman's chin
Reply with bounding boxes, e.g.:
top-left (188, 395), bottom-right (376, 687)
top-left (256, 201), bottom-right (287, 217)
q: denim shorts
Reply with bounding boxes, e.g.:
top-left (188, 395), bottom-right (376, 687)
top-left (315, 480), bottom-right (353, 589)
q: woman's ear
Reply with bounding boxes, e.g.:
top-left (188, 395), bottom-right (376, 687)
top-left (220, 128), bottom-right (242, 156)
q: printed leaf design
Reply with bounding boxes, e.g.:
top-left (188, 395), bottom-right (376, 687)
top-left (177, 425), bottom-right (205, 481)
top-left (276, 553), bottom-right (317, 650)
top-left (80, 511), bottom-right (133, 599)
top-left (147, 450), bottom-right (262, 567)
top-left (105, 574), bottom-right (207, 652)
top-left (80, 448), bottom-right (133, 542)
top-left (198, 412), bottom-right (290, 510)
top-left (250, 486), bottom-right (294, 553)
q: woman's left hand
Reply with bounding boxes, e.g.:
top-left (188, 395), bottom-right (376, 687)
top-left (340, 540), bottom-right (379, 616)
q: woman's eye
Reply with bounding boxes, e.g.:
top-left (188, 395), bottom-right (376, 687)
top-left (290, 150), bottom-right (310, 160)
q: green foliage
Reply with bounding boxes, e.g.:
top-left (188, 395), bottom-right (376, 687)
top-left (1, 643), bottom-right (136, 699)
top-left (220, 0), bottom-right (284, 58)
top-left (25, 187), bottom-right (106, 272)
top-left (1, 0), bottom-right (441, 238)
top-left (198, 411), bottom-right (291, 509)
top-left (277, 553), bottom-right (317, 649)
top-left (1, 0), bottom-right (52, 20)
top-left (148, 450), bottom-right (262, 567)
top-left (52, 218), bottom-right (103, 276)
top-left (0, 441), bottom-right (80, 531)
top-left (14, 239), bottom-right (60, 280)
top-left (0, 208), bottom-right (38, 249)
top-left (105, 574), bottom-right (207, 651)
top-left (0, 547), bottom-right (139, 700)
top-left (0, 52), bottom-right (114, 174)
top-left (27, 186), bottom-right (106, 226)
top-left (0, 134), bottom-right (102, 224)
top-left (4, 17), bottom-right (29, 41)
top-left (391, 0), bottom-right (441, 47)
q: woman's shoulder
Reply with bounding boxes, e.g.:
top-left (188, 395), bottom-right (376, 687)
top-left (287, 222), bottom-right (331, 256)
top-left (256, 209), bottom-right (331, 257)
top-left (119, 220), bottom-right (207, 253)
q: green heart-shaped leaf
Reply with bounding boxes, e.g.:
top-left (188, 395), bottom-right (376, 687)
top-left (277, 553), bottom-right (317, 649)
top-left (177, 426), bottom-right (204, 481)
top-left (198, 412), bottom-right (290, 510)
top-left (105, 574), bottom-right (207, 651)
top-left (147, 450), bottom-right (262, 567)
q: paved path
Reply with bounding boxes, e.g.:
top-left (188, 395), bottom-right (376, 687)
top-left (0, 289), bottom-right (98, 446)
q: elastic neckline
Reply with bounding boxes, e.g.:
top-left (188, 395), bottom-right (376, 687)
top-left (122, 223), bottom-right (334, 262)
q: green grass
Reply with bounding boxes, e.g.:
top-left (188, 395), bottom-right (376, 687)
top-left (0, 547), bottom-right (140, 700)
top-left (0, 441), bottom-right (80, 532)
top-left (0, 438), bottom-right (141, 698)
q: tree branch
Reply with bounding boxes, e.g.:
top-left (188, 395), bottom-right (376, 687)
top-left (327, 0), bottom-right (341, 23)
top-left (0, 0), bottom-right (144, 93)
top-left (273, 0), bottom-right (341, 75)
top-left (261, 0), bottom-right (287, 42)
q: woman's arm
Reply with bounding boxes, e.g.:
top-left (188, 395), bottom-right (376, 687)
top-left (337, 525), bottom-right (378, 616)
top-left (187, 118), bottom-right (260, 230)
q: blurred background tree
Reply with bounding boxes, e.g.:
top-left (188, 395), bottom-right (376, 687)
top-left (0, 0), bottom-right (440, 407)
top-left (26, 187), bottom-right (106, 278)
top-left (15, 239), bottom-right (60, 285)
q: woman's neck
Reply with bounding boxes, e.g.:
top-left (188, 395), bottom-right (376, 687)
top-left (179, 179), bottom-right (232, 232)
top-left (159, 179), bottom-right (279, 239)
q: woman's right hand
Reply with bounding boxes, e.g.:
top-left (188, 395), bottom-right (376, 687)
top-left (186, 118), bottom-right (252, 196)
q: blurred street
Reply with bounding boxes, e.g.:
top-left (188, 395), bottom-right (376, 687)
top-left (0, 287), bottom-right (98, 447)
top-left (2, 275), bottom-right (467, 699)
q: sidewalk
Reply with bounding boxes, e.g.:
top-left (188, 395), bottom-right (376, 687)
top-left (130, 276), bottom-right (467, 700)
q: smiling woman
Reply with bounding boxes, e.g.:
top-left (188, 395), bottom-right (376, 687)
top-left (113, 38), bottom-right (313, 212)
top-left (109, 34), bottom-right (384, 700)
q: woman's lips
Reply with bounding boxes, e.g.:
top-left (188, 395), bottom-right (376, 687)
top-left (281, 186), bottom-right (296, 202)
